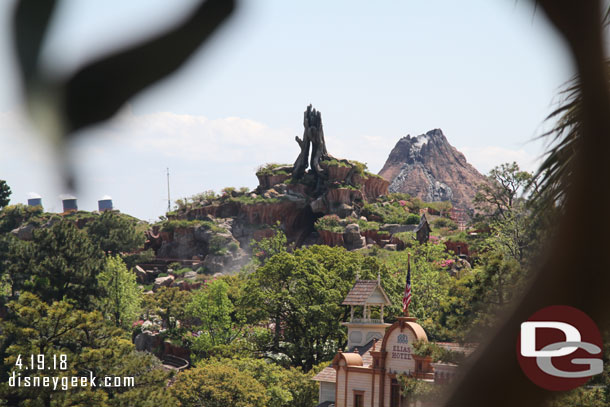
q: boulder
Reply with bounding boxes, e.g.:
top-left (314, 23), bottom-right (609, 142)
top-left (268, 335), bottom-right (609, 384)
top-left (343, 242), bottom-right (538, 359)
top-left (310, 197), bottom-right (327, 213)
top-left (336, 203), bottom-right (353, 218)
top-left (135, 265), bottom-right (148, 284)
top-left (384, 244), bottom-right (398, 251)
top-left (344, 223), bottom-right (365, 250)
top-left (153, 275), bottom-right (175, 291)
top-left (183, 271), bottom-right (198, 279)
top-left (134, 331), bottom-right (156, 352)
top-left (11, 223), bottom-right (35, 241)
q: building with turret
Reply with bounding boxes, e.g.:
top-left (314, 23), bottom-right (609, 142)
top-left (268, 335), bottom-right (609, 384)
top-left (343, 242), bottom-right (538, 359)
top-left (312, 278), bottom-right (466, 407)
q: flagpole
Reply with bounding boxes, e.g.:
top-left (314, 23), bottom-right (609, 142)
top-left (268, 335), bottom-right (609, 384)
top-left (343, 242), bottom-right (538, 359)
top-left (406, 254), bottom-right (409, 317)
top-left (403, 253), bottom-right (411, 317)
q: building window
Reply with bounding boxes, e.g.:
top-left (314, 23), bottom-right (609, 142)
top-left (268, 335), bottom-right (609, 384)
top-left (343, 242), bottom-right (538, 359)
top-left (354, 391), bottom-right (364, 407)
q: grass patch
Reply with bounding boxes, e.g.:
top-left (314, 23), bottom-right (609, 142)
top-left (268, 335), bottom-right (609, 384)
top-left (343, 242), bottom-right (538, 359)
top-left (227, 195), bottom-right (282, 205)
top-left (256, 163), bottom-right (292, 176)
top-left (315, 215), bottom-right (345, 233)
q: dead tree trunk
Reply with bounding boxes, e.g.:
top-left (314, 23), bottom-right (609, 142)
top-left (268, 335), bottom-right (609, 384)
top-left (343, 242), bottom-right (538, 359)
top-left (292, 104), bottom-right (330, 180)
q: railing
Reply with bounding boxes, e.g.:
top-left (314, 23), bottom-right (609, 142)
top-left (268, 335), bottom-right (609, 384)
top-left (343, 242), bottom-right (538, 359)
top-left (162, 355), bottom-right (190, 371)
top-left (350, 318), bottom-right (384, 324)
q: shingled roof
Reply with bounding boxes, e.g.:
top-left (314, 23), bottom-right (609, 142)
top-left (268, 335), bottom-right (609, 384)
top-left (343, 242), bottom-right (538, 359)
top-left (341, 279), bottom-right (391, 306)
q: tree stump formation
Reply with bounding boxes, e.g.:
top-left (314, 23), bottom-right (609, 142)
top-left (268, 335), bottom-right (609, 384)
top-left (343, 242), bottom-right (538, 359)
top-left (292, 105), bottom-right (331, 180)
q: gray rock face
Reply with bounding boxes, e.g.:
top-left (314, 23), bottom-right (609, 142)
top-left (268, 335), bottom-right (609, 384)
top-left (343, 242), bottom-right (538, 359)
top-left (11, 223), bottom-right (35, 240)
top-left (134, 331), bottom-right (156, 352)
top-left (310, 197), bottom-right (327, 213)
top-left (343, 223), bottom-right (365, 250)
top-left (202, 250), bottom-right (248, 274)
top-left (153, 275), bottom-right (175, 291)
top-left (183, 271), bottom-right (198, 279)
top-left (379, 128), bottom-right (488, 210)
top-left (135, 265), bottom-right (148, 284)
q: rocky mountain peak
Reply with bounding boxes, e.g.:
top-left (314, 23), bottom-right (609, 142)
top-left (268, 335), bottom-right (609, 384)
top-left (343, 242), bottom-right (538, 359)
top-left (379, 128), bottom-right (487, 210)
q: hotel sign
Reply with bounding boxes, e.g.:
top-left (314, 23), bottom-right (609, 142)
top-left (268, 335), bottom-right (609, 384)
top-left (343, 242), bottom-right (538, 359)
top-left (391, 334), bottom-right (412, 360)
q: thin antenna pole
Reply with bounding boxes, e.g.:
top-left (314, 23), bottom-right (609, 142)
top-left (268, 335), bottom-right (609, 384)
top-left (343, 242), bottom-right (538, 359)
top-left (167, 168), bottom-right (171, 213)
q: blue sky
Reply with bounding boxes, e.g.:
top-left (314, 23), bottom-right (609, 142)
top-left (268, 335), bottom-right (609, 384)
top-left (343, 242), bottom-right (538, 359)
top-left (0, 0), bottom-right (574, 221)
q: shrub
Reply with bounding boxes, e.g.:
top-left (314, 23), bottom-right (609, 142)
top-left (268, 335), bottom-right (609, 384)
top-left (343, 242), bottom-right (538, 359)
top-left (362, 202), bottom-right (410, 224)
top-left (411, 340), bottom-right (466, 364)
top-left (394, 231), bottom-right (416, 244)
top-left (256, 163), bottom-right (291, 176)
top-left (228, 195), bottom-right (281, 205)
top-left (406, 213), bottom-right (420, 225)
top-left (174, 267), bottom-right (192, 276)
top-left (191, 190), bottom-right (217, 204)
top-left (222, 187), bottom-right (236, 196)
top-left (209, 234), bottom-right (228, 255)
top-left (228, 241), bottom-right (239, 252)
top-left (320, 158), bottom-right (350, 168)
top-left (315, 215), bottom-right (344, 233)
top-left (161, 219), bottom-right (202, 232)
top-left (356, 219), bottom-right (380, 231)
top-left (433, 218), bottom-right (458, 230)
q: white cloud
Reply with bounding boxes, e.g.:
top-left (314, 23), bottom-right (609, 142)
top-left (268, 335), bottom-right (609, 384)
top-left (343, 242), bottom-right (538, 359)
top-left (1, 108), bottom-right (547, 221)
top-left (459, 145), bottom-right (543, 175)
top-left (101, 111), bottom-right (295, 163)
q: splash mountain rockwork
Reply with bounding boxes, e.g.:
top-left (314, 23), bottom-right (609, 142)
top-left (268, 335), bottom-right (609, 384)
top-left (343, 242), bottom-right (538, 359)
top-left (151, 106), bottom-right (443, 271)
top-left (379, 129), bottom-right (487, 210)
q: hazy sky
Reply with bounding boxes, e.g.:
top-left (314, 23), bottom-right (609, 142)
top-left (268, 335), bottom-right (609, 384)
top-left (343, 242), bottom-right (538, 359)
top-left (0, 0), bottom-right (575, 221)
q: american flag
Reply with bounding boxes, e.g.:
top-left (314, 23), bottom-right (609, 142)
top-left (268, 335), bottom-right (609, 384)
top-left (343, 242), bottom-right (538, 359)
top-left (402, 255), bottom-right (412, 315)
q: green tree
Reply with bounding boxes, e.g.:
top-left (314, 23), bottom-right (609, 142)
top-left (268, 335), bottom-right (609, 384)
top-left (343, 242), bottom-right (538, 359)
top-left (474, 162), bottom-right (532, 219)
top-left (1, 234), bottom-right (33, 300)
top-left (197, 358), bottom-right (318, 407)
top-left (250, 224), bottom-right (287, 265)
top-left (475, 162), bottom-right (539, 264)
top-left (88, 211), bottom-right (145, 255)
top-left (28, 220), bottom-right (105, 307)
top-left (149, 287), bottom-right (192, 332)
top-left (97, 255), bottom-right (142, 328)
top-left (0, 293), bottom-right (175, 406)
top-left (242, 245), bottom-right (389, 371)
top-left (186, 279), bottom-right (242, 358)
top-left (0, 180), bottom-right (11, 209)
top-left (170, 365), bottom-right (268, 407)
top-left (453, 253), bottom-right (525, 341)
top-left (0, 203), bottom-right (43, 234)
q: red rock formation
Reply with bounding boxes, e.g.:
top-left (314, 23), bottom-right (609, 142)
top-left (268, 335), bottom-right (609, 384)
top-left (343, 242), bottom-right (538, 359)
top-left (362, 176), bottom-right (389, 201)
top-left (253, 228), bottom-right (275, 241)
top-left (257, 173), bottom-right (291, 189)
top-left (318, 229), bottom-right (345, 247)
top-left (327, 165), bottom-right (352, 182)
top-left (326, 188), bottom-right (362, 205)
top-left (287, 183), bottom-right (313, 196)
top-left (361, 229), bottom-right (391, 246)
top-left (444, 240), bottom-right (469, 257)
top-left (240, 200), bottom-right (306, 236)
